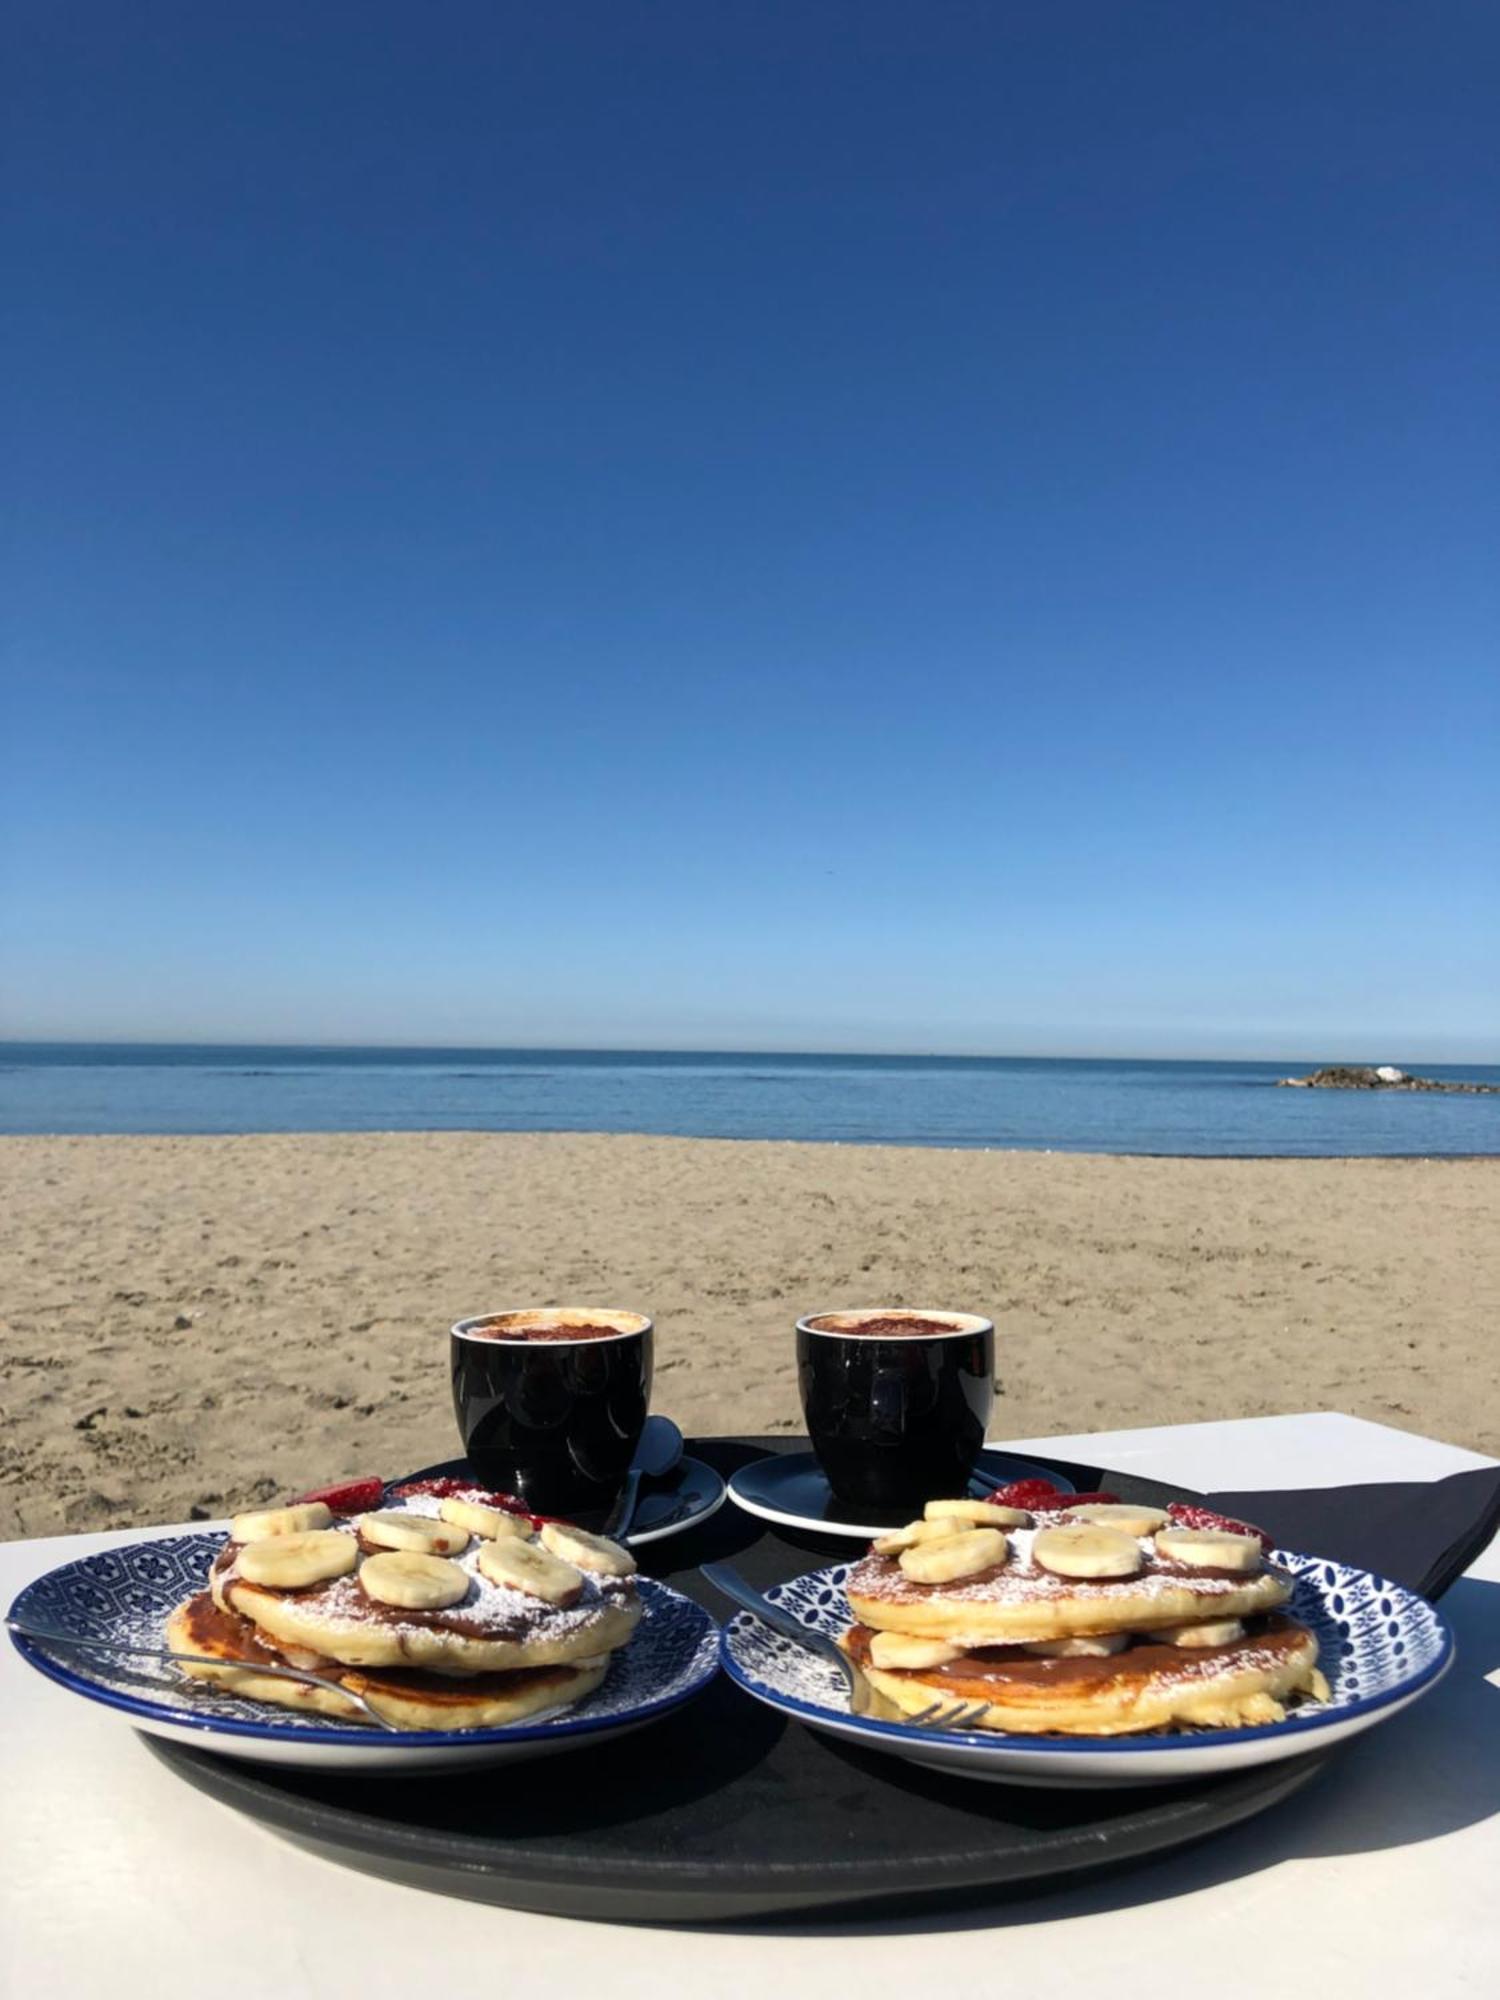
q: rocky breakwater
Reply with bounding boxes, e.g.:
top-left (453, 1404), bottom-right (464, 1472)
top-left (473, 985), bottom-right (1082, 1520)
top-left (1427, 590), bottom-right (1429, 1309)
top-left (1278, 1065), bottom-right (1500, 1093)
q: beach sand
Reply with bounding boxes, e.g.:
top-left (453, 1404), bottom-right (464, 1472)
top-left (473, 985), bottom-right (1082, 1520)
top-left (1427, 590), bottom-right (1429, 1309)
top-left (2, 1132), bottom-right (1496, 1540)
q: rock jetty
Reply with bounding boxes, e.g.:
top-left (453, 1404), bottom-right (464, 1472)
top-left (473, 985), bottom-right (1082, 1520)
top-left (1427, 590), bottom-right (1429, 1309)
top-left (1277, 1065), bottom-right (1500, 1094)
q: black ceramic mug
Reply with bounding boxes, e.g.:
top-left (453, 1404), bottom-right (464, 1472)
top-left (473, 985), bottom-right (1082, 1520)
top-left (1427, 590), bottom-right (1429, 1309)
top-left (450, 1306), bottom-right (654, 1516)
top-left (796, 1307), bottom-right (995, 1509)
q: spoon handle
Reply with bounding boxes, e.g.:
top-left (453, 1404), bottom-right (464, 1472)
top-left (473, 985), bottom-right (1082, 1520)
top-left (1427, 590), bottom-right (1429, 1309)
top-left (602, 1467), bottom-right (644, 1539)
top-left (6, 1618), bottom-right (401, 1733)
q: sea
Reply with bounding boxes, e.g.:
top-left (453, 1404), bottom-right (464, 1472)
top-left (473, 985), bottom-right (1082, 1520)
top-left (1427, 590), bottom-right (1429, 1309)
top-left (1, 1045), bottom-right (1498, 1156)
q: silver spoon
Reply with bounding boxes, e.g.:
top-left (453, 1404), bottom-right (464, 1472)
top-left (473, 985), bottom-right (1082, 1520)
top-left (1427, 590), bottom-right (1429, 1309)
top-left (603, 1415), bottom-right (685, 1540)
top-left (7, 1618), bottom-right (402, 1733)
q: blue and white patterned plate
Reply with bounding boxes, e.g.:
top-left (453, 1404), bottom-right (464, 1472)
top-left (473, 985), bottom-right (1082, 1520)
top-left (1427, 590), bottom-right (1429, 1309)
top-left (7, 1533), bottom-right (719, 1772)
top-left (720, 1553), bottom-right (1454, 1788)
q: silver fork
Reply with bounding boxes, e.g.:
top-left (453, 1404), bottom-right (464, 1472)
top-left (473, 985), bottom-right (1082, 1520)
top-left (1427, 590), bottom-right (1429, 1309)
top-left (699, 1562), bottom-right (989, 1732)
top-left (6, 1618), bottom-right (402, 1733)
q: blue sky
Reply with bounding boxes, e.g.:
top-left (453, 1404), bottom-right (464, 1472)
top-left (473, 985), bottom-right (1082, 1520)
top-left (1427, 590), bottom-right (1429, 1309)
top-left (3, 2), bottom-right (1497, 1058)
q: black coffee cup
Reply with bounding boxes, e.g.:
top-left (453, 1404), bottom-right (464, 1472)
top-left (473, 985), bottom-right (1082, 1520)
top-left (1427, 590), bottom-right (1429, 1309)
top-left (796, 1307), bottom-right (995, 1509)
top-left (450, 1306), bottom-right (654, 1516)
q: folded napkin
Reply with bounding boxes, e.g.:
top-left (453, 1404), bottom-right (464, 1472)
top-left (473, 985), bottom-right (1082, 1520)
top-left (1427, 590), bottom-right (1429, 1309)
top-left (1027, 1454), bottom-right (1500, 1602)
top-left (1206, 1465), bottom-right (1500, 1602)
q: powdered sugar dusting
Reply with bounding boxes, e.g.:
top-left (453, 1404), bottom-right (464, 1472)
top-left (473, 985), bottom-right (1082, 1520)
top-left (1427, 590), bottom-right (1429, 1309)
top-left (221, 1495), bottom-right (635, 1645)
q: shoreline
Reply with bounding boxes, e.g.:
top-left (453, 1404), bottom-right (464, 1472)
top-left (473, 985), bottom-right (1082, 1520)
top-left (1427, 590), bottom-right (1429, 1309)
top-left (3, 1130), bottom-right (1497, 1540)
top-left (4, 1125), bottom-right (1499, 1162)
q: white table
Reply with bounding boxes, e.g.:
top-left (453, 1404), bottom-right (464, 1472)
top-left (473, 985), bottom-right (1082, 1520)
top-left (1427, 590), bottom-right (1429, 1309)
top-left (4, 1413), bottom-right (1497, 1997)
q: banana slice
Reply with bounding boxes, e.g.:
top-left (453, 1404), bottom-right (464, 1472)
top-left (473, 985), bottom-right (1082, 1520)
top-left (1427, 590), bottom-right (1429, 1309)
top-left (358, 1551), bottom-right (470, 1611)
top-left (923, 1499), bottom-right (1033, 1528)
top-left (231, 1501), bottom-right (333, 1543)
top-left (1150, 1618), bottom-right (1246, 1648)
top-left (868, 1632), bottom-right (968, 1669)
top-left (1153, 1526), bottom-right (1262, 1573)
top-left (872, 1518), bottom-right (968, 1556)
top-left (1024, 1631), bottom-right (1132, 1657)
top-left (477, 1536), bottom-right (585, 1607)
top-left (356, 1509), bottom-right (470, 1556)
top-left (438, 1496), bottom-right (534, 1543)
top-left (538, 1521), bottom-right (637, 1577)
top-left (1032, 1524), bottom-right (1143, 1580)
top-left (899, 1527), bottom-right (1009, 1584)
top-left (1061, 1501), bottom-right (1168, 1537)
top-left (237, 1528), bottom-right (357, 1589)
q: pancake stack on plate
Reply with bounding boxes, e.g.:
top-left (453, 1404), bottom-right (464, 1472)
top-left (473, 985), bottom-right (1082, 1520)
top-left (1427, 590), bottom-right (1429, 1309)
top-left (167, 1482), bottom-right (642, 1731)
top-left (840, 1496), bottom-right (1331, 1735)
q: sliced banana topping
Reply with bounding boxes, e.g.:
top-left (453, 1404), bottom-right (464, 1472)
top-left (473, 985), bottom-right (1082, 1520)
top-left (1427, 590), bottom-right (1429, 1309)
top-left (438, 1496), bottom-right (534, 1542)
top-left (1024, 1631), bottom-right (1132, 1657)
top-left (357, 1509), bottom-right (470, 1556)
top-left (899, 1527), bottom-right (1009, 1584)
top-left (477, 1536), bottom-right (585, 1607)
top-left (1032, 1524), bottom-right (1144, 1581)
top-left (1153, 1526), bottom-right (1262, 1573)
top-left (539, 1520), bottom-right (637, 1577)
top-left (1061, 1501), bottom-right (1168, 1537)
top-left (872, 1517), bottom-right (968, 1556)
top-left (237, 1528), bottom-right (358, 1590)
top-left (1150, 1617), bottom-right (1247, 1648)
top-left (359, 1550), bottom-right (470, 1611)
top-left (231, 1501), bottom-right (333, 1543)
top-left (923, 1498), bottom-right (1033, 1528)
top-left (868, 1632), bottom-right (968, 1669)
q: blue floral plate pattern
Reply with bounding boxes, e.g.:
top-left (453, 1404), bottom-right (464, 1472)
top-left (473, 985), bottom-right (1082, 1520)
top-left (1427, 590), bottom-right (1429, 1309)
top-left (8, 1532), bottom-right (718, 1772)
top-left (720, 1551), bottom-right (1454, 1787)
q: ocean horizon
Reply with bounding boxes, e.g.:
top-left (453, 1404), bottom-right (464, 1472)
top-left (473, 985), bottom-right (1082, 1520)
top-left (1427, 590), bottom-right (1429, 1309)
top-left (3, 1043), bottom-right (1498, 1157)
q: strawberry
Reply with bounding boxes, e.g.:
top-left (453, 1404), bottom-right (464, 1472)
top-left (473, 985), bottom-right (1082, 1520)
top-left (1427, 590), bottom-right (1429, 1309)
top-left (982, 1477), bottom-right (1066, 1508)
top-left (295, 1474), bottom-right (385, 1514)
top-left (1166, 1502), bottom-right (1274, 1553)
top-left (1051, 1490), bottom-right (1123, 1507)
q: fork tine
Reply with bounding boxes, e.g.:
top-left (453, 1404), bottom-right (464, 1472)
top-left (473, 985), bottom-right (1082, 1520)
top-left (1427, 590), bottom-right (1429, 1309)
top-left (933, 1700), bottom-right (989, 1732)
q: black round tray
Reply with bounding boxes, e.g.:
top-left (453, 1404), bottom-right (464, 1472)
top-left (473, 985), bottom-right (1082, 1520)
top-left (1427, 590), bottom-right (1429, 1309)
top-left (144, 1439), bottom-right (1329, 1924)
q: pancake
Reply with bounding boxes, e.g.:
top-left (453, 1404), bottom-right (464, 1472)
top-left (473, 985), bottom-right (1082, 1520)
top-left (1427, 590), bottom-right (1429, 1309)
top-left (212, 1489), bottom-right (642, 1672)
top-left (845, 1522), bottom-right (1291, 1646)
top-left (167, 1592), bottom-right (609, 1730)
top-left (841, 1614), bottom-right (1330, 1734)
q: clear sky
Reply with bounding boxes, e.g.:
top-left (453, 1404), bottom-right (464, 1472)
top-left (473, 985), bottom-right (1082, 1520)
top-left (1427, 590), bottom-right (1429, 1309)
top-left (3, 3), bottom-right (1496, 1059)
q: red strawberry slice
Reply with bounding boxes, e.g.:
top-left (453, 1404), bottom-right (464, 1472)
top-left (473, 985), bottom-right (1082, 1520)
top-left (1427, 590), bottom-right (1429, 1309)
top-left (1051, 1490), bottom-right (1124, 1508)
top-left (1166, 1502), bottom-right (1274, 1553)
top-left (295, 1474), bottom-right (385, 1514)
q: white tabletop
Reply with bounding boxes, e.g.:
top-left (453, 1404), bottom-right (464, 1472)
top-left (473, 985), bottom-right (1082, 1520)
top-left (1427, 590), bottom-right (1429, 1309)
top-left (3, 1411), bottom-right (1497, 1998)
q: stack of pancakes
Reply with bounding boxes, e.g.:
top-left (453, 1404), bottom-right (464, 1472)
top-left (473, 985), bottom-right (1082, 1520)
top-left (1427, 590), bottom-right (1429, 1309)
top-left (169, 1486), bottom-right (642, 1730)
top-left (841, 1497), bottom-right (1330, 1735)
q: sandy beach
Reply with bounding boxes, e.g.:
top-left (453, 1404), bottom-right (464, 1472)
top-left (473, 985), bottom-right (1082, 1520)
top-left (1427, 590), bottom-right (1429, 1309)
top-left (2, 1131), bottom-right (1496, 1540)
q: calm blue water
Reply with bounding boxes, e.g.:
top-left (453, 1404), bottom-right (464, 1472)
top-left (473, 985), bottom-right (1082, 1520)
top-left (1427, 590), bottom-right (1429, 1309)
top-left (2, 1045), bottom-right (1498, 1155)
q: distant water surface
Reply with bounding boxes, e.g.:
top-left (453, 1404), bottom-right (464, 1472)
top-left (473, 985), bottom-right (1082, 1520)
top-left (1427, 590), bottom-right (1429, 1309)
top-left (2, 1046), bottom-right (1498, 1156)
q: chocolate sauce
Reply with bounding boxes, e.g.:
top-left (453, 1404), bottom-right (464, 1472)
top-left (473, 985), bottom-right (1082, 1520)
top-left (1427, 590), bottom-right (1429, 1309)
top-left (846, 1613), bottom-right (1307, 1688)
top-left (181, 1589), bottom-right (579, 1704)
